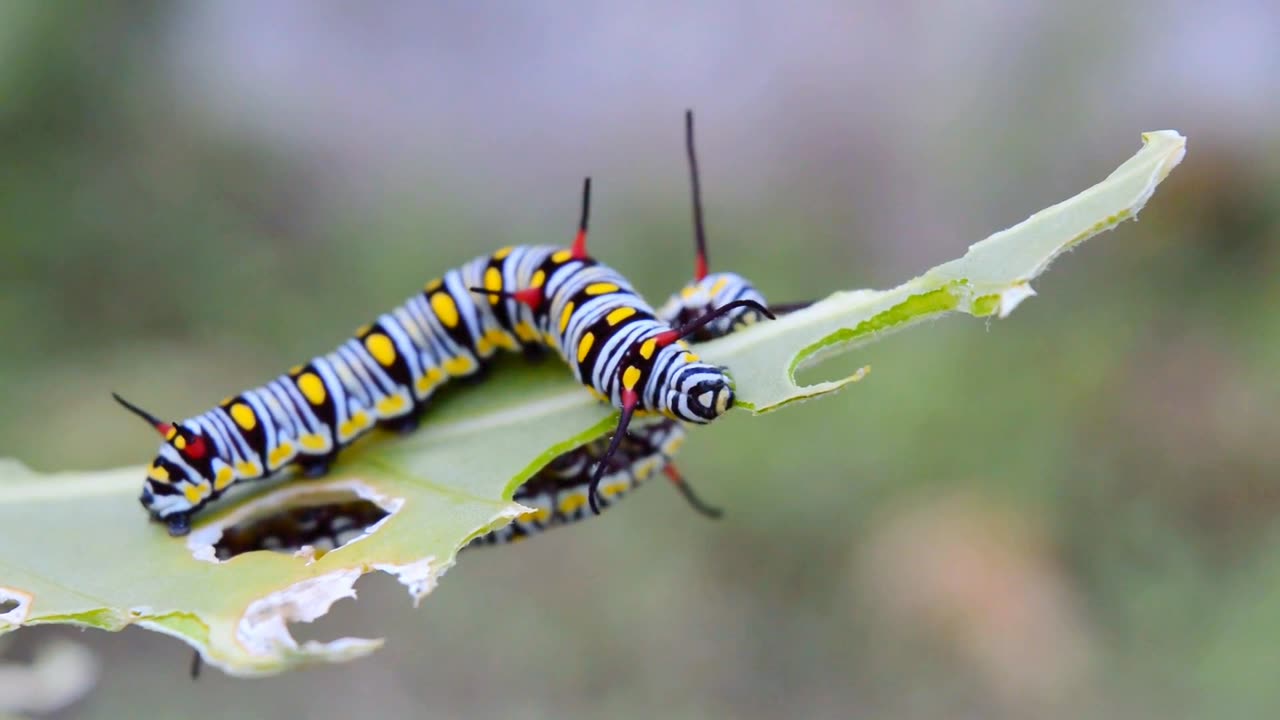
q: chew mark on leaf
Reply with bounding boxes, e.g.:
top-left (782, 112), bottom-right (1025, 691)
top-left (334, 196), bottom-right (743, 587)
top-left (0, 586), bottom-right (33, 625)
top-left (186, 479), bottom-right (405, 564)
top-left (236, 568), bottom-right (378, 658)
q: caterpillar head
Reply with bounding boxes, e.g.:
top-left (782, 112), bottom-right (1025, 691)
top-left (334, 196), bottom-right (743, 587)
top-left (658, 272), bottom-right (769, 341)
top-left (668, 363), bottom-right (734, 423)
top-left (113, 393), bottom-right (214, 536)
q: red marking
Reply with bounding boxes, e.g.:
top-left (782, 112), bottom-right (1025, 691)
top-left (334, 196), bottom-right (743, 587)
top-left (185, 435), bottom-right (208, 460)
top-left (694, 254), bottom-right (708, 282)
top-left (155, 422), bottom-right (173, 436)
top-left (512, 287), bottom-right (544, 311)
top-left (621, 387), bottom-right (638, 411)
top-left (653, 330), bottom-right (680, 348)
top-left (571, 229), bottom-right (587, 260)
top-left (663, 464), bottom-right (683, 484)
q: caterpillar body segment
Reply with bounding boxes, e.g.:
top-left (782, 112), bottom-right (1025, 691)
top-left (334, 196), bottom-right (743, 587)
top-left (468, 420), bottom-right (692, 547)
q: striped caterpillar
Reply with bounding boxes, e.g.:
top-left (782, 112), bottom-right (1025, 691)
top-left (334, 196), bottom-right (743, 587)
top-left (115, 112), bottom-right (775, 538)
top-left (477, 111), bottom-right (780, 540)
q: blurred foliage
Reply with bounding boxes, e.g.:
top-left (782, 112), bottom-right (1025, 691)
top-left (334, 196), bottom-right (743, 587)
top-left (1, 3), bottom-right (1277, 720)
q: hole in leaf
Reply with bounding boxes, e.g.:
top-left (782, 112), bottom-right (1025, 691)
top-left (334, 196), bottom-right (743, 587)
top-left (213, 496), bottom-right (389, 561)
top-left (0, 587), bottom-right (32, 622)
top-left (187, 480), bottom-right (402, 564)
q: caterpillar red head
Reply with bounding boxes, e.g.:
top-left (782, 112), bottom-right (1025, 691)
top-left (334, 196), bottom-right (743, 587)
top-left (113, 393), bottom-right (214, 536)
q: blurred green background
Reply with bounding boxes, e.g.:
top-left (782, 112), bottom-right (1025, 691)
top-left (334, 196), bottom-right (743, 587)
top-left (2, 2), bottom-right (1278, 718)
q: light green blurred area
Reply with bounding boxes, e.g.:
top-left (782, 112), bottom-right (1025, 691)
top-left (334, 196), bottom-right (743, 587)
top-left (2, 3), bottom-right (1278, 719)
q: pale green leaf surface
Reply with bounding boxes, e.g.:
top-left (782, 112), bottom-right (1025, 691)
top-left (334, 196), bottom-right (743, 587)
top-left (0, 130), bottom-right (1185, 676)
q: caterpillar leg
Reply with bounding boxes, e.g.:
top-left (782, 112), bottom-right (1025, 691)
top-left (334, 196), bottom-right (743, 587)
top-left (380, 412), bottom-right (421, 435)
top-left (299, 455), bottom-right (334, 479)
top-left (522, 344), bottom-right (549, 363)
top-left (459, 362), bottom-right (492, 387)
top-left (165, 512), bottom-right (192, 537)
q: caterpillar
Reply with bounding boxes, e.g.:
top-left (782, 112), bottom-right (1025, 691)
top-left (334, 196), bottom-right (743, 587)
top-left (473, 111), bottom-right (800, 546)
top-left (115, 113), bottom-right (773, 538)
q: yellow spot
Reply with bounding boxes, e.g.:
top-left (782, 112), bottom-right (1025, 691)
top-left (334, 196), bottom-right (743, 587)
top-left (680, 285), bottom-right (698, 299)
top-left (552, 249), bottom-right (572, 263)
top-left (443, 355), bottom-right (475, 376)
top-left (683, 352), bottom-right (700, 363)
top-left (236, 461), bottom-right (261, 477)
top-left (219, 396), bottom-right (233, 407)
top-left (230, 403), bottom-right (257, 431)
top-left (531, 269), bottom-right (546, 288)
top-left (585, 282), bottom-right (618, 295)
top-left (485, 327), bottom-right (517, 351)
top-left (543, 332), bottom-right (559, 348)
top-left (288, 364), bottom-right (304, 375)
top-left (268, 442), bottom-right (295, 468)
top-left (298, 373), bottom-right (327, 405)
top-left (577, 332), bottom-right (595, 362)
top-left (636, 459), bottom-right (659, 480)
top-left (214, 466), bottom-right (234, 491)
top-left (475, 337), bottom-right (493, 355)
top-left (622, 365), bottom-right (641, 390)
top-left (164, 426), bottom-right (177, 441)
top-left (483, 267), bottom-right (503, 305)
top-left (711, 277), bottom-right (729, 295)
top-left (173, 436), bottom-right (186, 451)
top-left (514, 322), bottom-right (538, 342)
top-left (559, 493), bottom-right (587, 515)
top-left (639, 339), bottom-right (657, 360)
top-left (364, 333), bottom-right (397, 367)
top-left (147, 464), bottom-right (169, 482)
top-left (663, 435), bottom-right (686, 454)
top-left (376, 394), bottom-right (407, 415)
top-left (493, 246), bottom-right (513, 260)
top-left (559, 302), bottom-right (575, 333)
top-left (425, 278), bottom-right (443, 292)
top-left (519, 507), bottom-right (551, 524)
top-left (299, 434), bottom-right (327, 451)
top-left (431, 292), bottom-right (459, 329)
top-left (355, 324), bottom-right (371, 337)
top-left (338, 411), bottom-right (372, 439)
top-left (602, 481), bottom-right (628, 498)
top-left (415, 367), bottom-right (445, 395)
top-left (606, 306), bottom-right (636, 326)
top-left (183, 483), bottom-right (210, 504)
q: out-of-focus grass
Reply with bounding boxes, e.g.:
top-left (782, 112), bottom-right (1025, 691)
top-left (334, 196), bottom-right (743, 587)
top-left (2, 4), bottom-right (1278, 719)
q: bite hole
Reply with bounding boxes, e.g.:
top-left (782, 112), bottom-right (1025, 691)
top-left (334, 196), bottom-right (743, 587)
top-left (187, 480), bottom-right (401, 564)
top-left (0, 587), bottom-right (32, 624)
top-left (214, 497), bottom-right (390, 561)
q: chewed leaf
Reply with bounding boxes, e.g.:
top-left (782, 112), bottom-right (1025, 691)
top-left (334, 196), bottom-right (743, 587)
top-left (0, 366), bottom-right (615, 677)
top-left (700, 130), bottom-right (1186, 411)
top-left (0, 130), bottom-right (1185, 676)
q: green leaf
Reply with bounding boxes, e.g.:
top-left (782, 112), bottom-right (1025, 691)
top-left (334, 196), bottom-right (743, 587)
top-left (0, 130), bottom-right (1185, 676)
